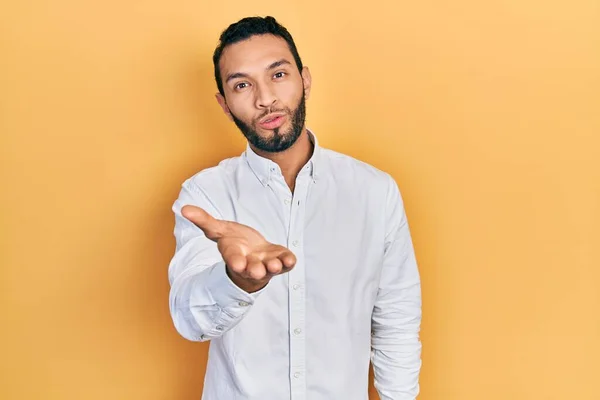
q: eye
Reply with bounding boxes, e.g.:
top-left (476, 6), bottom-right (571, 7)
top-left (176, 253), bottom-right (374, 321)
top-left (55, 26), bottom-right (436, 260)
top-left (234, 82), bottom-right (249, 91)
top-left (273, 71), bottom-right (286, 79)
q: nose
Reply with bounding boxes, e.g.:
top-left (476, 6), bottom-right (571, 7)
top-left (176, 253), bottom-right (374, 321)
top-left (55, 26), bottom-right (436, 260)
top-left (255, 82), bottom-right (277, 109)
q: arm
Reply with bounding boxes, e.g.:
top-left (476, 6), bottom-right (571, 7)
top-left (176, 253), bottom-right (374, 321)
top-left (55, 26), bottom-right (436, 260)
top-left (168, 179), bottom-right (264, 342)
top-left (371, 174), bottom-right (423, 399)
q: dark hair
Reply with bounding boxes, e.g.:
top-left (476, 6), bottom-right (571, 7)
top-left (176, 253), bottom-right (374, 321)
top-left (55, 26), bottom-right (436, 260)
top-left (212, 16), bottom-right (304, 96)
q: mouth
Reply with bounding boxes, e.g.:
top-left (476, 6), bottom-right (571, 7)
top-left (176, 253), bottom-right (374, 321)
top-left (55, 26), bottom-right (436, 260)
top-left (258, 113), bottom-right (287, 130)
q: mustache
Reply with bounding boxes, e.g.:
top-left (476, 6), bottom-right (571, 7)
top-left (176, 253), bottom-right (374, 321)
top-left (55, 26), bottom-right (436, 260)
top-left (256, 108), bottom-right (289, 121)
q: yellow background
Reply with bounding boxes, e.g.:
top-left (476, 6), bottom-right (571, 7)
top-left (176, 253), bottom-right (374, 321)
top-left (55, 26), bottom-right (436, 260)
top-left (1, 0), bottom-right (599, 399)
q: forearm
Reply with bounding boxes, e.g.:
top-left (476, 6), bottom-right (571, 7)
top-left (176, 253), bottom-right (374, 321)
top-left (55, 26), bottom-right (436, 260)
top-left (169, 260), bottom-right (264, 341)
top-left (371, 327), bottom-right (422, 399)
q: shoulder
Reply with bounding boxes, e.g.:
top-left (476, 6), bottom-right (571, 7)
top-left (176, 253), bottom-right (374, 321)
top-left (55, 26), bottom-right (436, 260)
top-left (321, 148), bottom-right (397, 190)
top-left (181, 155), bottom-right (242, 194)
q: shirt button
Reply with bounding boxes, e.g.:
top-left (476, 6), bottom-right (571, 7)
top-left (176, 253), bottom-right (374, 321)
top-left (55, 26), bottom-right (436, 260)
top-left (294, 328), bottom-right (302, 335)
top-left (284, 199), bottom-right (291, 205)
top-left (292, 240), bottom-right (299, 247)
top-left (216, 325), bottom-right (224, 331)
top-left (293, 284), bottom-right (300, 290)
top-left (294, 372), bottom-right (300, 379)
top-left (238, 301), bottom-right (249, 307)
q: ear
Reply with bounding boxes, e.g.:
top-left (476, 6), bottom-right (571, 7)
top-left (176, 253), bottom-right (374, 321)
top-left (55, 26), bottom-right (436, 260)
top-left (215, 93), bottom-right (234, 121)
top-left (301, 66), bottom-right (312, 100)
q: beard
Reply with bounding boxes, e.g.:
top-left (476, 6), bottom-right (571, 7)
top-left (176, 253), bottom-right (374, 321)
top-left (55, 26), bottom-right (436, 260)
top-left (229, 91), bottom-right (306, 153)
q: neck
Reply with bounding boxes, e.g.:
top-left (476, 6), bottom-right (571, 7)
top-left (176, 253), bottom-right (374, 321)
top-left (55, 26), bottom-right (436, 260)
top-left (250, 128), bottom-right (314, 192)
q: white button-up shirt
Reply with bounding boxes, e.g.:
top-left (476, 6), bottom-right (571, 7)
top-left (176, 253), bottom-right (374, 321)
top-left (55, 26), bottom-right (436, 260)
top-left (168, 131), bottom-right (422, 400)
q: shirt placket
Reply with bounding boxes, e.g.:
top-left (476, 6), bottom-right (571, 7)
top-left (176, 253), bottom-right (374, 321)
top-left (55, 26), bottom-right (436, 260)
top-left (286, 175), bottom-right (310, 400)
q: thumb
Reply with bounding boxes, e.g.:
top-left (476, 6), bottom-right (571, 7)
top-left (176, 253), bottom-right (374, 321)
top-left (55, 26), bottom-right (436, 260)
top-left (181, 205), bottom-right (226, 241)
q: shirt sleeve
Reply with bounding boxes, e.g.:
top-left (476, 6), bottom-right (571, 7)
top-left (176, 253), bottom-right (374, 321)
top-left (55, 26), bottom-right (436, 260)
top-left (370, 173), bottom-right (423, 399)
top-left (168, 178), bottom-right (267, 342)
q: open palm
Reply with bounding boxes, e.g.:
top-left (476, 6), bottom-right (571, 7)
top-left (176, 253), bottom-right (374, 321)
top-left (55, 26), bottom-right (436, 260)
top-left (181, 205), bottom-right (297, 292)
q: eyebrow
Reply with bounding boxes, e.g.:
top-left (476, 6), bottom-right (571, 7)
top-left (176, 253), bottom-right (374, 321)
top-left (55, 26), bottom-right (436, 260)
top-left (225, 59), bottom-right (292, 84)
top-left (267, 59), bottom-right (292, 70)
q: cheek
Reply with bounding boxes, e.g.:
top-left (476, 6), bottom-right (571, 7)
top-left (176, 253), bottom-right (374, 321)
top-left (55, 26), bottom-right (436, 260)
top-left (227, 98), bottom-right (255, 122)
top-left (276, 83), bottom-right (303, 110)
top-left (276, 83), bottom-right (299, 101)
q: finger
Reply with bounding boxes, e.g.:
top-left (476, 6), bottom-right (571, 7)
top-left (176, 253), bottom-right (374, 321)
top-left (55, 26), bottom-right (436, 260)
top-left (181, 205), bottom-right (226, 240)
top-left (225, 254), bottom-right (247, 274)
top-left (278, 251), bottom-right (297, 269)
top-left (246, 257), bottom-right (267, 280)
top-left (265, 258), bottom-right (283, 275)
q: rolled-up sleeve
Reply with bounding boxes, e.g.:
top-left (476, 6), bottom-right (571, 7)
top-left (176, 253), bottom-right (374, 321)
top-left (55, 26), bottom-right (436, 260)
top-left (168, 179), bottom-right (266, 342)
top-left (371, 174), bottom-right (423, 399)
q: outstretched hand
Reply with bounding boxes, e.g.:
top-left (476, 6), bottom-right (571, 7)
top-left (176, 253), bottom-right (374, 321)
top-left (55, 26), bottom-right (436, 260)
top-left (182, 205), bottom-right (297, 292)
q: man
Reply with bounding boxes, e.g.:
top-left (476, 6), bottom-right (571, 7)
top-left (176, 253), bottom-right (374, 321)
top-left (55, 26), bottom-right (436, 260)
top-left (168, 16), bottom-right (422, 400)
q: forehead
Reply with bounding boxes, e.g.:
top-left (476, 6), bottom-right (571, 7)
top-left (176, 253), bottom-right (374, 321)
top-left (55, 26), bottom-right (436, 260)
top-left (219, 34), bottom-right (296, 76)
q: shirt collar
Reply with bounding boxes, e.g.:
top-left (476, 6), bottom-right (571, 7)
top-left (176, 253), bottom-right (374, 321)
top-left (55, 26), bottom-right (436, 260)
top-left (244, 128), bottom-right (321, 186)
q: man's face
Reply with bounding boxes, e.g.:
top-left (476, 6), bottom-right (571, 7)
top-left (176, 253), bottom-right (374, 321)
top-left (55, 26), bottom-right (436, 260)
top-left (216, 34), bottom-right (311, 153)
